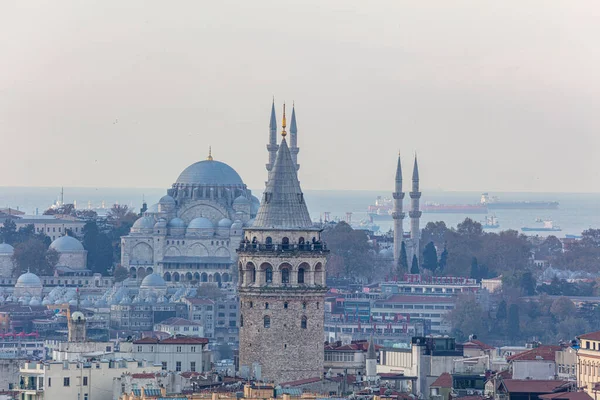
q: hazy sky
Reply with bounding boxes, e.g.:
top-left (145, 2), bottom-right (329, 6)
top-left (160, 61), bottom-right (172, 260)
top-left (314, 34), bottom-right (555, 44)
top-left (1, 1), bottom-right (599, 192)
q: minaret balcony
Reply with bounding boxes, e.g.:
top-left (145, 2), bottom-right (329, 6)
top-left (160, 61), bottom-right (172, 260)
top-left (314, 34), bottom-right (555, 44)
top-left (392, 212), bottom-right (406, 219)
top-left (392, 192), bottom-right (405, 200)
top-left (409, 191), bottom-right (421, 198)
top-left (409, 211), bottom-right (422, 218)
top-left (237, 242), bottom-right (328, 253)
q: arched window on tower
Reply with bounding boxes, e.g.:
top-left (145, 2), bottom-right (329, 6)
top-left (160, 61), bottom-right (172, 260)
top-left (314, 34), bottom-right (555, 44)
top-left (284, 301), bottom-right (288, 309)
top-left (282, 237), bottom-right (289, 250)
top-left (264, 316), bottom-right (270, 328)
top-left (298, 267), bottom-right (305, 284)
top-left (266, 237), bottom-right (273, 250)
top-left (301, 316), bottom-right (307, 329)
top-left (281, 268), bottom-right (290, 284)
top-left (265, 302), bottom-right (269, 309)
top-left (265, 267), bottom-right (273, 284)
top-left (298, 237), bottom-right (305, 250)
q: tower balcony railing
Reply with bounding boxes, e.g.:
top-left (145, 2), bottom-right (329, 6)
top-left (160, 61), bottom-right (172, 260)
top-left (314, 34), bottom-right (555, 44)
top-left (237, 242), bottom-right (328, 253)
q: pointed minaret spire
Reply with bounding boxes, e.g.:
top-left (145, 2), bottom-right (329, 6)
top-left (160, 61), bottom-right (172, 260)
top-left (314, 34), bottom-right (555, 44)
top-left (392, 152), bottom-right (406, 266)
top-left (207, 146), bottom-right (213, 161)
top-left (290, 102), bottom-right (300, 171)
top-left (266, 98), bottom-right (279, 172)
top-left (281, 103), bottom-right (287, 137)
top-left (409, 154), bottom-right (422, 257)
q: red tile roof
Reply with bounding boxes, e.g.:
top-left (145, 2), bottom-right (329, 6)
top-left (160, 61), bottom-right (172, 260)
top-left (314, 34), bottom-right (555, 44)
top-left (540, 392), bottom-right (593, 400)
top-left (131, 373), bottom-right (157, 379)
top-left (462, 339), bottom-right (494, 351)
top-left (430, 372), bottom-right (452, 388)
top-left (507, 345), bottom-right (561, 362)
top-left (578, 331), bottom-right (600, 341)
top-left (280, 377), bottom-right (322, 387)
top-left (502, 380), bottom-right (569, 393)
top-left (156, 317), bottom-right (202, 327)
top-left (133, 334), bottom-right (208, 345)
top-left (184, 297), bottom-right (215, 305)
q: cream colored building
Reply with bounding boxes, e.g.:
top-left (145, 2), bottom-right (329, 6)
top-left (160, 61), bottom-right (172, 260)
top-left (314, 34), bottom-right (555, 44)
top-left (17, 359), bottom-right (161, 400)
top-left (577, 331), bottom-right (600, 397)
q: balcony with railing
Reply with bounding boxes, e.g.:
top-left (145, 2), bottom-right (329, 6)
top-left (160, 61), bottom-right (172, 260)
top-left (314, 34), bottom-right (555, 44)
top-left (238, 241), bottom-right (328, 253)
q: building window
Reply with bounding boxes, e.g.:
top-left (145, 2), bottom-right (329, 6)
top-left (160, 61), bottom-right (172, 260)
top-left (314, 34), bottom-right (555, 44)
top-left (301, 316), bottom-right (307, 329)
top-left (264, 315), bottom-right (270, 328)
top-left (191, 346), bottom-right (196, 352)
top-left (281, 268), bottom-right (290, 284)
top-left (161, 362), bottom-right (167, 370)
top-left (240, 314), bottom-right (243, 327)
top-left (137, 346), bottom-right (142, 352)
top-left (48, 378), bottom-right (51, 387)
top-left (303, 302), bottom-right (307, 310)
top-left (177, 346), bottom-right (182, 352)
top-left (84, 394), bottom-right (88, 400)
top-left (83, 377), bottom-right (88, 386)
top-left (265, 267), bottom-right (273, 283)
top-left (63, 377), bottom-right (70, 387)
top-left (265, 302), bottom-right (269, 309)
top-left (191, 362), bottom-right (196, 372)
top-left (249, 301), bottom-right (253, 308)
top-left (284, 302), bottom-right (288, 309)
top-left (298, 268), bottom-right (305, 284)
top-left (176, 362), bottom-right (182, 372)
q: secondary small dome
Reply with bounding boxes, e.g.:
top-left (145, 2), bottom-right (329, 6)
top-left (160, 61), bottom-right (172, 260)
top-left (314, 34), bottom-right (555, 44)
top-left (234, 195), bottom-right (250, 205)
top-left (159, 195), bottom-right (176, 205)
top-left (168, 218), bottom-right (186, 228)
top-left (132, 216), bottom-right (155, 230)
top-left (217, 218), bottom-right (233, 228)
top-left (141, 273), bottom-right (167, 288)
top-left (50, 236), bottom-right (84, 252)
top-left (0, 243), bottom-right (14, 254)
top-left (188, 217), bottom-right (214, 230)
top-left (16, 272), bottom-right (42, 288)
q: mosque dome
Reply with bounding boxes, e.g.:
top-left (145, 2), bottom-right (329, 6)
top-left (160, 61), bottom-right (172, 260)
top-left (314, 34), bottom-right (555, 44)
top-left (146, 203), bottom-right (159, 213)
top-left (231, 220), bottom-right (243, 230)
top-left (168, 218), bottom-right (186, 228)
top-left (71, 311), bottom-right (85, 321)
top-left (188, 217), bottom-right (214, 230)
top-left (234, 195), bottom-right (250, 205)
top-left (0, 243), bottom-right (14, 254)
top-left (15, 272), bottom-right (42, 288)
top-left (50, 236), bottom-right (84, 252)
top-left (176, 159), bottom-right (244, 186)
top-left (42, 297), bottom-right (51, 306)
top-left (69, 299), bottom-right (78, 306)
top-left (154, 219), bottom-right (167, 229)
top-left (159, 195), bottom-right (176, 205)
top-left (217, 218), bottom-right (233, 228)
top-left (141, 273), bottom-right (167, 289)
top-left (29, 298), bottom-right (41, 306)
top-left (132, 216), bottom-right (155, 233)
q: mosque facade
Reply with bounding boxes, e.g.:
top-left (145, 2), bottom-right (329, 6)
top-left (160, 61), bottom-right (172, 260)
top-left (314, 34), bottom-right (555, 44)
top-left (121, 150), bottom-right (259, 285)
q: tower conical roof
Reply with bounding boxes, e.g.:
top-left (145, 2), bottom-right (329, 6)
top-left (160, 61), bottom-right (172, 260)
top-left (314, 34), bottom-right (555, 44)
top-left (412, 155), bottom-right (419, 181)
top-left (253, 138), bottom-right (314, 230)
top-left (395, 154), bottom-right (403, 183)
top-left (269, 100), bottom-right (277, 131)
top-left (290, 106), bottom-right (297, 134)
top-left (367, 335), bottom-right (377, 359)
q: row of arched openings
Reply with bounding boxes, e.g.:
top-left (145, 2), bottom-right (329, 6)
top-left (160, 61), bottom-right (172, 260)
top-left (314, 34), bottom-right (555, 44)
top-left (239, 315), bottom-right (307, 329)
top-left (163, 271), bottom-right (230, 283)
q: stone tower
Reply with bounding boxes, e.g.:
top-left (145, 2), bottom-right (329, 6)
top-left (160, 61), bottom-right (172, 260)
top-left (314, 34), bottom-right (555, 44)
top-left (238, 104), bottom-right (328, 384)
top-left (266, 99), bottom-right (279, 172)
top-left (409, 155), bottom-right (422, 261)
top-left (365, 336), bottom-right (377, 382)
top-left (68, 311), bottom-right (87, 342)
top-left (392, 154), bottom-right (405, 265)
top-left (289, 104), bottom-right (300, 171)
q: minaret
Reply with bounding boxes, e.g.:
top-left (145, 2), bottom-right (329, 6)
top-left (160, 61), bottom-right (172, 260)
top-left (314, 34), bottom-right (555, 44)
top-left (238, 103), bottom-right (327, 384)
top-left (409, 155), bottom-right (422, 259)
top-left (392, 153), bottom-right (405, 265)
top-left (266, 99), bottom-right (279, 171)
top-left (290, 103), bottom-right (300, 170)
top-left (365, 335), bottom-right (378, 382)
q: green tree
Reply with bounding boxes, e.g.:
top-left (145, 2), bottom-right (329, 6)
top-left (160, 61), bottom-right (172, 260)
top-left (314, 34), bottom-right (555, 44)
top-left (398, 241), bottom-right (409, 275)
top-left (550, 297), bottom-right (577, 321)
top-left (446, 294), bottom-right (487, 341)
top-left (113, 266), bottom-right (129, 282)
top-left (520, 272), bottom-right (536, 295)
top-left (410, 254), bottom-right (419, 274)
top-left (12, 238), bottom-right (59, 276)
top-left (421, 221), bottom-right (449, 248)
top-left (83, 221), bottom-right (114, 274)
top-left (496, 300), bottom-right (508, 320)
top-left (422, 242), bottom-right (438, 273)
top-left (470, 257), bottom-right (480, 280)
top-left (438, 245), bottom-right (448, 272)
top-left (508, 304), bottom-right (520, 341)
top-left (321, 221), bottom-right (376, 280)
top-left (0, 219), bottom-right (17, 244)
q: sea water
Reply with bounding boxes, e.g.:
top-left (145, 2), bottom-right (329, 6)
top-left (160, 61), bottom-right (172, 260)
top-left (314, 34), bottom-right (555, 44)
top-left (0, 187), bottom-right (598, 237)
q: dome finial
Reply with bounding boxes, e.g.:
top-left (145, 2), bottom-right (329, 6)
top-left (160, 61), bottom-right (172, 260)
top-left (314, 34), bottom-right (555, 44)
top-left (207, 146), bottom-right (213, 161)
top-left (281, 103), bottom-right (287, 137)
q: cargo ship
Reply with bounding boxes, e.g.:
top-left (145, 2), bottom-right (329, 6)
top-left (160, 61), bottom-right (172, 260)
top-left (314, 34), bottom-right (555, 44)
top-left (422, 202), bottom-right (487, 214)
top-left (367, 197), bottom-right (393, 220)
top-left (521, 220), bottom-right (562, 232)
top-left (481, 193), bottom-right (559, 210)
